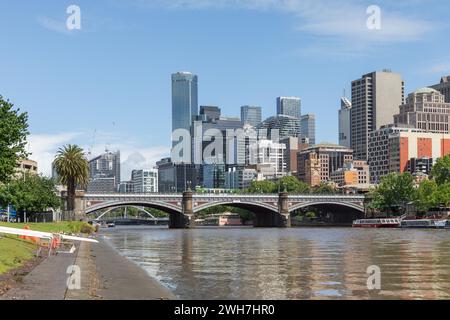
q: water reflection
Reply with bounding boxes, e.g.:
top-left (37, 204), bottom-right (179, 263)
top-left (103, 226), bottom-right (450, 300)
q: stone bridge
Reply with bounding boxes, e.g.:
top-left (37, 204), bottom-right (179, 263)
top-left (78, 191), bottom-right (365, 228)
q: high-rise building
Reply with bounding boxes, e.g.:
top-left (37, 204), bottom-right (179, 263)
top-left (297, 143), bottom-right (354, 186)
top-left (277, 97), bottom-right (301, 119)
top-left (119, 181), bottom-right (133, 193)
top-left (87, 150), bottom-right (121, 193)
top-left (131, 169), bottom-right (158, 193)
top-left (339, 97), bottom-right (352, 147)
top-left (351, 70), bottom-right (404, 160)
top-left (431, 76), bottom-right (450, 103)
top-left (368, 125), bottom-right (450, 183)
top-left (156, 158), bottom-right (200, 193)
top-left (172, 72), bottom-right (198, 138)
top-left (300, 114), bottom-right (316, 146)
top-left (202, 163), bottom-right (226, 189)
top-left (257, 115), bottom-right (300, 140)
top-left (394, 88), bottom-right (450, 134)
top-left (241, 105), bottom-right (262, 127)
top-left (200, 106), bottom-right (221, 122)
top-left (225, 167), bottom-right (258, 190)
top-left (280, 137), bottom-right (308, 175)
top-left (252, 139), bottom-right (286, 179)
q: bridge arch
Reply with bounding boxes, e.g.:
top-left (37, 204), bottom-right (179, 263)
top-left (85, 200), bottom-right (182, 216)
top-left (193, 201), bottom-right (279, 214)
top-left (289, 201), bottom-right (365, 213)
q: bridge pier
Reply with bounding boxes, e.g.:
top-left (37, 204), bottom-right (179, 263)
top-left (170, 189), bottom-right (196, 229)
top-left (253, 192), bottom-right (291, 228)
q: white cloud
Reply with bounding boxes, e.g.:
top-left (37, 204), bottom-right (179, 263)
top-left (36, 16), bottom-right (72, 35)
top-left (120, 147), bottom-right (169, 181)
top-left (140, 0), bottom-right (436, 56)
top-left (27, 132), bottom-right (82, 177)
top-left (27, 131), bottom-right (169, 180)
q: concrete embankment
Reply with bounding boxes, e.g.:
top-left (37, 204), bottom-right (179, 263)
top-left (0, 238), bottom-right (175, 300)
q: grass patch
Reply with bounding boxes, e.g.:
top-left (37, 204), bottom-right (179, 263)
top-left (0, 221), bottom-right (94, 234)
top-left (0, 236), bottom-right (37, 275)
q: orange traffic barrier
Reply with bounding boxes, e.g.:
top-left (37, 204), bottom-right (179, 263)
top-left (19, 225), bottom-right (40, 244)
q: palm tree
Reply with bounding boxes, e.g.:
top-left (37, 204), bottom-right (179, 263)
top-left (54, 145), bottom-right (89, 220)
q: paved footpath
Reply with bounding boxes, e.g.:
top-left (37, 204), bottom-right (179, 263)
top-left (1, 238), bottom-right (176, 300)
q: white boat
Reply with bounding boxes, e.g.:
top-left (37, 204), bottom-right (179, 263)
top-left (400, 219), bottom-right (439, 229)
top-left (353, 218), bottom-right (401, 228)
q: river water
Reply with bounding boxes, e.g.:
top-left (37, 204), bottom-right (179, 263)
top-left (102, 226), bottom-right (450, 300)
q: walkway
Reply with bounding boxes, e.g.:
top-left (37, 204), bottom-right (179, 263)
top-left (1, 239), bottom-right (175, 300)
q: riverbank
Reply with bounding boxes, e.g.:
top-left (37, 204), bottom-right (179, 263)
top-left (0, 235), bottom-right (175, 300)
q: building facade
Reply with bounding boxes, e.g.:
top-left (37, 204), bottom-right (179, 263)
top-left (297, 143), bottom-right (354, 187)
top-left (16, 159), bottom-right (38, 178)
top-left (119, 181), bottom-right (134, 194)
top-left (300, 114), bottom-right (316, 146)
top-left (200, 106), bottom-right (221, 122)
top-left (351, 70), bottom-right (405, 160)
top-left (87, 150), bottom-right (121, 193)
top-left (368, 125), bottom-right (450, 183)
top-left (394, 87), bottom-right (450, 134)
top-left (339, 97), bottom-right (352, 148)
top-left (240, 105), bottom-right (262, 127)
top-left (431, 76), bottom-right (450, 103)
top-left (225, 167), bottom-right (258, 190)
top-left (131, 169), bottom-right (158, 193)
top-left (276, 97), bottom-right (301, 119)
top-left (156, 158), bottom-right (200, 193)
top-left (330, 160), bottom-right (370, 188)
top-left (257, 115), bottom-right (300, 140)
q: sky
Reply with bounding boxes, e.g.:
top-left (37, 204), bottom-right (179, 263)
top-left (1, 0), bottom-right (450, 179)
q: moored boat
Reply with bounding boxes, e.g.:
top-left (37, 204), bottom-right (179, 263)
top-left (353, 218), bottom-right (401, 228)
top-left (400, 219), bottom-right (438, 229)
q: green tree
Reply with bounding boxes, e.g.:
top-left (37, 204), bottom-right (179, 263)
top-left (435, 182), bottom-right (450, 208)
top-left (4, 173), bottom-right (60, 217)
top-left (312, 182), bottom-right (337, 195)
top-left (415, 179), bottom-right (438, 212)
top-left (277, 176), bottom-right (310, 194)
top-left (430, 155), bottom-right (450, 185)
top-left (53, 145), bottom-right (90, 219)
top-left (246, 180), bottom-right (277, 194)
top-left (0, 96), bottom-right (29, 183)
top-left (370, 173), bottom-right (416, 216)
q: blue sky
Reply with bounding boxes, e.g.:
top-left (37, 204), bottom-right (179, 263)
top-left (1, 0), bottom-right (449, 178)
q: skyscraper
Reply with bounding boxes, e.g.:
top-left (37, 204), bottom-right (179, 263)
top-left (339, 97), bottom-right (352, 147)
top-left (172, 72), bottom-right (198, 136)
top-left (276, 97), bottom-right (301, 119)
top-left (87, 150), bottom-right (121, 193)
top-left (351, 70), bottom-right (404, 160)
top-left (257, 115), bottom-right (300, 140)
top-left (300, 114), bottom-right (316, 146)
top-left (200, 106), bottom-right (221, 122)
top-left (241, 105), bottom-right (262, 127)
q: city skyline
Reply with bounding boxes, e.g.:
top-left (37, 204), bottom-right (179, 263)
top-left (1, 1), bottom-right (450, 177)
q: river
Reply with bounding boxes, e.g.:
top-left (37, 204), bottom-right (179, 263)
top-left (102, 226), bottom-right (450, 300)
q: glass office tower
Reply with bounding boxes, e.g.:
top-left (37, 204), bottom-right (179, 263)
top-left (172, 72), bottom-right (198, 135)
